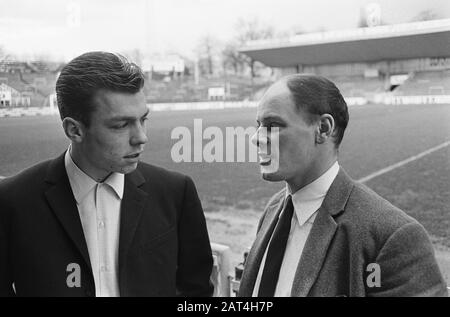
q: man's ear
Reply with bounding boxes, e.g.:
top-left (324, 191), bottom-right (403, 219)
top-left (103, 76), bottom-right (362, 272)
top-left (315, 114), bottom-right (335, 144)
top-left (62, 117), bottom-right (85, 143)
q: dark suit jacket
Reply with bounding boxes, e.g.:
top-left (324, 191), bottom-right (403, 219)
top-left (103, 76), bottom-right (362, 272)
top-left (0, 153), bottom-right (213, 297)
top-left (238, 168), bottom-right (448, 297)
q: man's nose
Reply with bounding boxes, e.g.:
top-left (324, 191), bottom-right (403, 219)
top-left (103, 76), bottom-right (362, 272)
top-left (251, 127), bottom-right (269, 148)
top-left (131, 122), bottom-right (148, 145)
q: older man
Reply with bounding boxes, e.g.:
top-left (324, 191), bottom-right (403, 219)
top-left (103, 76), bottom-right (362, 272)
top-left (238, 74), bottom-right (447, 297)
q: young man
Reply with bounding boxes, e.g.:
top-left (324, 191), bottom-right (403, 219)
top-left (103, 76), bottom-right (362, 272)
top-left (0, 51), bottom-right (213, 297)
top-left (238, 74), bottom-right (447, 297)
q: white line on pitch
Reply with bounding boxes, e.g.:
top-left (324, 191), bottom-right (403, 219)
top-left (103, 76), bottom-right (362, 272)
top-left (358, 140), bottom-right (450, 183)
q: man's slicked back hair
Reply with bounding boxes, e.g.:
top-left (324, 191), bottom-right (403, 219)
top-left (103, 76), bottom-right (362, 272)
top-left (56, 51), bottom-right (145, 126)
top-left (285, 74), bottom-right (349, 147)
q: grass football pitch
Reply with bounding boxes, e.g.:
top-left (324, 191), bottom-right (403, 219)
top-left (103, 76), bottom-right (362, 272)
top-left (0, 103), bottom-right (449, 282)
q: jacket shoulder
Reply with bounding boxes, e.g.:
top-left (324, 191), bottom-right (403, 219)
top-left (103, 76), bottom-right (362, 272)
top-left (339, 180), bottom-right (426, 253)
top-left (346, 181), bottom-right (417, 228)
top-left (0, 159), bottom-right (52, 197)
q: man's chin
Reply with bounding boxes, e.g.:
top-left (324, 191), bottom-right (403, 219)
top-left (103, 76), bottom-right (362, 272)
top-left (262, 172), bottom-right (283, 182)
top-left (119, 162), bottom-right (139, 174)
top-left (260, 161), bottom-right (281, 181)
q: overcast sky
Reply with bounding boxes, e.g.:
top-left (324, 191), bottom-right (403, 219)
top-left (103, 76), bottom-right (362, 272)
top-left (1, 0), bottom-right (449, 61)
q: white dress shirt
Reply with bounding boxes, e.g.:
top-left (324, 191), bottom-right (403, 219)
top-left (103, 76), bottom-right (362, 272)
top-left (253, 162), bottom-right (339, 297)
top-left (64, 148), bottom-right (124, 297)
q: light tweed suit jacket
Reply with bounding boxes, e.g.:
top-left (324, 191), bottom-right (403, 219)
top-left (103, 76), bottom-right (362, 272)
top-left (238, 168), bottom-right (448, 297)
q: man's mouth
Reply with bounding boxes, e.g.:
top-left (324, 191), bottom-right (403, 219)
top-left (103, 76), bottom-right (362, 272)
top-left (259, 155), bottom-right (271, 166)
top-left (124, 152), bottom-right (142, 159)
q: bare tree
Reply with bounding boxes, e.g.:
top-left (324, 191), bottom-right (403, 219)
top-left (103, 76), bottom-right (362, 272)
top-left (196, 35), bottom-right (220, 76)
top-left (222, 42), bottom-right (244, 75)
top-left (234, 18), bottom-right (275, 79)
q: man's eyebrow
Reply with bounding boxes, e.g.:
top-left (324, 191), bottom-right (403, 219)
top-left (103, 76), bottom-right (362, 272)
top-left (261, 115), bottom-right (285, 123)
top-left (109, 109), bottom-right (150, 122)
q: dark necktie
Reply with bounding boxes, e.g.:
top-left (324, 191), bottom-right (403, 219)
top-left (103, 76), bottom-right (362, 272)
top-left (258, 195), bottom-right (294, 297)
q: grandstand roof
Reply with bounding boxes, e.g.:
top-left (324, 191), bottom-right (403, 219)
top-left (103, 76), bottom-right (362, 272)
top-left (240, 19), bottom-right (450, 67)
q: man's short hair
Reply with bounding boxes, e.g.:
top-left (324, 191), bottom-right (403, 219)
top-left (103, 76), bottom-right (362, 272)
top-left (285, 74), bottom-right (349, 147)
top-left (56, 51), bottom-right (145, 126)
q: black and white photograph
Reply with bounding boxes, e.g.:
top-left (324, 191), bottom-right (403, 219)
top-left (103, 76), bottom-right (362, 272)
top-left (0, 0), bottom-right (449, 299)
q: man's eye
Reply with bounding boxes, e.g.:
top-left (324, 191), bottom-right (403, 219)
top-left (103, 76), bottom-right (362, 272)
top-left (141, 117), bottom-right (148, 123)
top-left (265, 123), bottom-right (279, 131)
top-left (113, 122), bottom-right (128, 129)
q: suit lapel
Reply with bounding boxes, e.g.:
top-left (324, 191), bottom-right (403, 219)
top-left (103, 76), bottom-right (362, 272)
top-left (44, 153), bottom-right (92, 271)
top-left (118, 168), bottom-right (148, 277)
top-left (291, 168), bottom-right (354, 296)
top-left (239, 190), bottom-right (286, 296)
top-left (290, 207), bottom-right (337, 296)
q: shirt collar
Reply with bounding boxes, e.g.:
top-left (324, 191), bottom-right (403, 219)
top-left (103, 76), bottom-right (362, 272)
top-left (286, 161), bottom-right (340, 226)
top-left (64, 147), bottom-right (124, 204)
top-left (103, 172), bottom-right (125, 200)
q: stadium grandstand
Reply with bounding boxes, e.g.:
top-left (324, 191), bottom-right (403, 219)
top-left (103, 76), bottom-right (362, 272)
top-left (138, 53), bottom-right (260, 103)
top-left (2, 19), bottom-right (449, 117)
top-left (239, 19), bottom-right (450, 106)
top-left (0, 60), bottom-right (60, 116)
top-left (143, 75), bottom-right (266, 103)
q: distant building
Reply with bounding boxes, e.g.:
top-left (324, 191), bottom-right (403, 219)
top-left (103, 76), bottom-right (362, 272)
top-left (0, 61), bottom-right (32, 74)
top-left (142, 55), bottom-right (186, 80)
top-left (0, 83), bottom-right (31, 108)
top-left (0, 60), bottom-right (63, 74)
